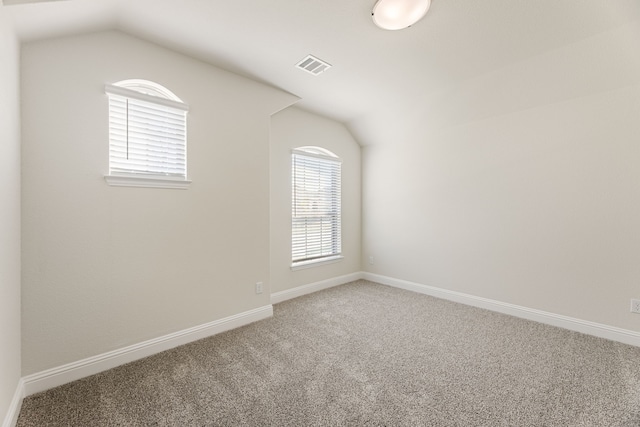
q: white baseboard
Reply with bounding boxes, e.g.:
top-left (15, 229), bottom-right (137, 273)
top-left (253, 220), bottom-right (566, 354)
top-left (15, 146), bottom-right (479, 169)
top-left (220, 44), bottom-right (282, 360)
top-left (271, 272), bottom-right (364, 304)
top-left (22, 305), bottom-right (273, 397)
top-left (15, 271), bottom-right (640, 409)
top-left (1, 379), bottom-right (23, 427)
top-left (363, 272), bottom-right (640, 347)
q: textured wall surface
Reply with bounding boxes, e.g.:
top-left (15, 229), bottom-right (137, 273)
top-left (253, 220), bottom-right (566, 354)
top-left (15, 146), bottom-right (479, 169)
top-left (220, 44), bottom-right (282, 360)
top-left (0, 8), bottom-right (21, 425)
top-left (362, 22), bottom-right (640, 332)
top-left (21, 31), bottom-right (297, 375)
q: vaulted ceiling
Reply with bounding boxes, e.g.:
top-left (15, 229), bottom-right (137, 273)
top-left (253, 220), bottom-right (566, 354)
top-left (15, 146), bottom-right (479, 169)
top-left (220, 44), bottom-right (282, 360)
top-left (4, 0), bottom-right (640, 146)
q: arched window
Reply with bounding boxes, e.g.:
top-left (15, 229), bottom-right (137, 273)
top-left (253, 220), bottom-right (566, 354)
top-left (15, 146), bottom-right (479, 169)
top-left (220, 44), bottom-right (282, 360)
top-left (291, 146), bottom-right (342, 268)
top-left (104, 79), bottom-right (189, 189)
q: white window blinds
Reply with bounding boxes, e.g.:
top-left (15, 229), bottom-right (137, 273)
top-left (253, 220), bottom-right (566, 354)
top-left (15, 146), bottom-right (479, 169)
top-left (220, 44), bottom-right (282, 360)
top-left (105, 83), bottom-right (188, 178)
top-left (292, 149), bottom-right (342, 264)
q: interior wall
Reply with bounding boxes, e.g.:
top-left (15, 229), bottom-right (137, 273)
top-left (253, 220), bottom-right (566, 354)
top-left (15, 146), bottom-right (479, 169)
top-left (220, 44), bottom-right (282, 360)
top-left (362, 21), bottom-right (640, 332)
top-left (21, 30), bottom-right (296, 375)
top-left (270, 107), bottom-right (361, 293)
top-left (0, 8), bottom-right (21, 424)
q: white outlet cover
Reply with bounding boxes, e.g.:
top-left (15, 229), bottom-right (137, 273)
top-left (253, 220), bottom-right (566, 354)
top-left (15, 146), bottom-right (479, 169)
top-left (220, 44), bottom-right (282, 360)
top-left (631, 299), bottom-right (640, 314)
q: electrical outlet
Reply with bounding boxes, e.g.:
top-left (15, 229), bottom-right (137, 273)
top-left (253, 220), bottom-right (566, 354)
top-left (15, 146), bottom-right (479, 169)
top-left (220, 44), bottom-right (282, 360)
top-left (255, 282), bottom-right (263, 294)
top-left (369, 256), bottom-right (374, 265)
top-left (631, 299), bottom-right (640, 314)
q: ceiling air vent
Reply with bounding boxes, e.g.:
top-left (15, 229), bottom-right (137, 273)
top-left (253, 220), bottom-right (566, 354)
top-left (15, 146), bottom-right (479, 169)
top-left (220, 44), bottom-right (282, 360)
top-left (296, 55), bottom-right (332, 76)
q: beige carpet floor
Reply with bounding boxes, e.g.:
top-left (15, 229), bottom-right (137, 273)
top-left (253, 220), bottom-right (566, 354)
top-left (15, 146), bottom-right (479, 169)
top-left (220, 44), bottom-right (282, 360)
top-left (17, 280), bottom-right (640, 426)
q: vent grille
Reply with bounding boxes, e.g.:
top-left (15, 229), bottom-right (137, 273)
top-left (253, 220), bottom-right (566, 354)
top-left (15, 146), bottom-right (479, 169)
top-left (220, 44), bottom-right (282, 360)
top-left (296, 55), bottom-right (332, 76)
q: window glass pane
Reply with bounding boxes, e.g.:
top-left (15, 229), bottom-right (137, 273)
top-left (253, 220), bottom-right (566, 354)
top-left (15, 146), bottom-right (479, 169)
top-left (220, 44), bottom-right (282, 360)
top-left (107, 81), bottom-right (187, 179)
top-left (292, 149), bottom-right (341, 264)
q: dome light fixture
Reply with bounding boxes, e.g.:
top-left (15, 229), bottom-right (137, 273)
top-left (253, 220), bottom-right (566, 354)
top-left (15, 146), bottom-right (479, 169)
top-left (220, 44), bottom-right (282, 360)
top-left (371, 0), bottom-right (431, 30)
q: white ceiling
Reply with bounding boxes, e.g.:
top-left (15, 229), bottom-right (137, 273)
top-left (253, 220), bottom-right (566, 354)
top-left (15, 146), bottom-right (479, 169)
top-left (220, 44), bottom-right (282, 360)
top-left (4, 0), bottom-right (640, 146)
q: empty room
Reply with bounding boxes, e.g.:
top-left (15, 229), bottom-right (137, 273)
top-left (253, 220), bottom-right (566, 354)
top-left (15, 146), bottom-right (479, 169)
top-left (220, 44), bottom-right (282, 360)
top-left (2, 0), bottom-right (640, 425)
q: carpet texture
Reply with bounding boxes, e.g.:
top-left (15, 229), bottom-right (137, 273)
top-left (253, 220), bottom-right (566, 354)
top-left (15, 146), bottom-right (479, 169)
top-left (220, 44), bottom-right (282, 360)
top-left (17, 280), bottom-right (640, 426)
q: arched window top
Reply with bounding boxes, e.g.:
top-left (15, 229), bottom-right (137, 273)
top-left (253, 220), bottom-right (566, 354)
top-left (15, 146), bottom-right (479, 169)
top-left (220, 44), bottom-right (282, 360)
top-left (113, 79), bottom-right (183, 103)
top-left (295, 146), bottom-right (339, 159)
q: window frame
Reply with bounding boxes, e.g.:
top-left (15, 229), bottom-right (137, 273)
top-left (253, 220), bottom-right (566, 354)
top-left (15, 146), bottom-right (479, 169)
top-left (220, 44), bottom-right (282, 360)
top-left (104, 80), bottom-right (191, 189)
top-left (291, 147), bottom-right (343, 270)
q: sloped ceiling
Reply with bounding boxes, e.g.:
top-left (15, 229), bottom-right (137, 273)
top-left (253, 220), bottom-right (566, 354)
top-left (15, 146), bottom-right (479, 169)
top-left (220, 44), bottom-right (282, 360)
top-left (4, 0), bottom-right (640, 146)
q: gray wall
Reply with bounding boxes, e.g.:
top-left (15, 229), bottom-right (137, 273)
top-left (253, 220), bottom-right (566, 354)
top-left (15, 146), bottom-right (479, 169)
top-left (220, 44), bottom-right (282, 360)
top-left (362, 22), bottom-right (640, 332)
top-left (21, 31), bottom-right (297, 375)
top-left (0, 9), bottom-right (21, 424)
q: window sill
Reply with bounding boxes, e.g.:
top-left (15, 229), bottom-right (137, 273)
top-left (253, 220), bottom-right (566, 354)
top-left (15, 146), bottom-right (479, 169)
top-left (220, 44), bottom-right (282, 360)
top-left (291, 255), bottom-right (344, 271)
top-left (104, 174), bottom-right (191, 190)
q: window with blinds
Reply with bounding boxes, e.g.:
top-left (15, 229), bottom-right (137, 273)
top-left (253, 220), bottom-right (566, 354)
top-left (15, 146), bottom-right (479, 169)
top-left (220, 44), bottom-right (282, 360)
top-left (292, 147), bottom-right (342, 267)
top-left (105, 80), bottom-right (189, 188)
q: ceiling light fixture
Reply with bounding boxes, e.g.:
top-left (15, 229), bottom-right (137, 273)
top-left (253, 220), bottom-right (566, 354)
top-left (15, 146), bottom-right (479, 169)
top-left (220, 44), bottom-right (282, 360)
top-left (371, 0), bottom-right (431, 30)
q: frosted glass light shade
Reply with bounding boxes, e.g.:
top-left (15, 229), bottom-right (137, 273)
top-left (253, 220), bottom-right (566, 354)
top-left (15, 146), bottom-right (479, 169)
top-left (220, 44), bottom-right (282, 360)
top-left (372, 0), bottom-right (431, 30)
